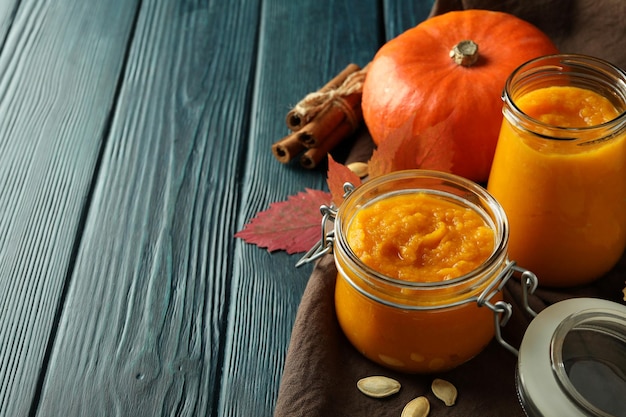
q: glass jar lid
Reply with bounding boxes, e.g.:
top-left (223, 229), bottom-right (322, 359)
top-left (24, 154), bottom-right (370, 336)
top-left (517, 298), bottom-right (626, 417)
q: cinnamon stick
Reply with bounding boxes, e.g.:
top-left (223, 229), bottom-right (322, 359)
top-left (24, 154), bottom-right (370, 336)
top-left (299, 117), bottom-right (357, 169)
top-left (297, 92), bottom-right (362, 148)
top-left (272, 63), bottom-right (369, 167)
top-left (286, 63), bottom-right (361, 131)
top-left (271, 132), bottom-right (307, 163)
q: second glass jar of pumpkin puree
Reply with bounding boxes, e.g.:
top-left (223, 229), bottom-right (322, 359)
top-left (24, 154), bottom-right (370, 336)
top-left (487, 54), bottom-right (626, 287)
top-left (332, 170), bottom-right (529, 373)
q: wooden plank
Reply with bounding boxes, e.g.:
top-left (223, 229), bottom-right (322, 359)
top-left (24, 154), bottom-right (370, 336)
top-left (219, 1), bottom-right (383, 415)
top-left (0, 1), bottom-right (139, 416)
top-left (34, 0), bottom-right (263, 416)
top-left (0, 1), bottom-right (19, 44)
top-left (383, 0), bottom-right (435, 39)
top-left (219, 1), bottom-right (436, 415)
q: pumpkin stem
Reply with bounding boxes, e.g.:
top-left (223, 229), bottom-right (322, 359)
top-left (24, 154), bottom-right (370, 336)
top-left (450, 40), bottom-right (479, 67)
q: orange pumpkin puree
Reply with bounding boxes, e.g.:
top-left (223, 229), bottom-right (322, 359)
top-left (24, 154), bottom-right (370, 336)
top-left (488, 85), bottom-right (626, 287)
top-left (347, 193), bottom-right (494, 281)
top-left (518, 86), bottom-right (619, 128)
top-left (335, 192), bottom-right (500, 373)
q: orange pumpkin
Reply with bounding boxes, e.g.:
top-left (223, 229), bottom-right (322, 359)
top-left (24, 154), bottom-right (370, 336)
top-left (362, 10), bottom-right (559, 182)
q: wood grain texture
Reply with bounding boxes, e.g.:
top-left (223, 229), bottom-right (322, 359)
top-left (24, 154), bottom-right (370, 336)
top-left (0, 1), bottom-right (19, 46)
top-left (383, 0), bottom-right (435, 39)
top-left (0, 0), bottom-right (437, 416)
top-left (0, 1), bottom-right (138, 416)
top-left (220, 1), bottom-right (383, 416)
top-left (35, 0), bottom-right (263, 416)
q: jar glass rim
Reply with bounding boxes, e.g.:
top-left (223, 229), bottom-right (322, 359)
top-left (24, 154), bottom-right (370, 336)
top-left (334, 169), bottom-right (509, 290)
top-left (503, 53), bottom-right (626, 141)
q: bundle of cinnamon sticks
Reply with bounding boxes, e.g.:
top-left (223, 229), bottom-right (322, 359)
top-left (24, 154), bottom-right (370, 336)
top-left (271, 63), bottom-right (368, 169)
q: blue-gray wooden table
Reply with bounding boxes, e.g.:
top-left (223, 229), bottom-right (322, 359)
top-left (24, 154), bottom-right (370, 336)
top-left (0, 0), bottom-right (435, 415)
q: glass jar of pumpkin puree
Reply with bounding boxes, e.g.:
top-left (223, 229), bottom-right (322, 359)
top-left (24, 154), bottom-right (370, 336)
top-left (487, 54), bottom-right (626, 287)
top-left (327, 170), bottom-right (534, 373)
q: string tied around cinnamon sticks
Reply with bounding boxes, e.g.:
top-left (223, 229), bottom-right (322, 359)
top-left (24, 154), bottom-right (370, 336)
top-left (287, 64), bottom-right (365, 131)
top-left (272, 63), bottom-right (368, 169)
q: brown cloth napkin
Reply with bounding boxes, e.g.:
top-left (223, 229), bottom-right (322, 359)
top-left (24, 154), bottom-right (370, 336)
top-left (275, 2), bottom-right (626, 416)
top-left (275, 256), bottom-right (625, 416)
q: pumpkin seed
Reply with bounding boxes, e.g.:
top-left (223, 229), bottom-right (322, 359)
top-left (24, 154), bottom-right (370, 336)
top-left (356, 376), bottom-right (401, 398)
top-left (431, 378), bottom-right (457, 406)
top-left (401, 396), bottom-right (430, 417)
top-left (346, 161), bottom-right (369, 178)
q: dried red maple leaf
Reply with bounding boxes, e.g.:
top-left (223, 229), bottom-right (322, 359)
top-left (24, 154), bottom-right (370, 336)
top-left (327, 154), bottom-right (361, 206)
top-left (368, 119), bottom-right (455, 178)
top-left (413, 121), bottom-right (455, 172)
top-left (235, 188), bottom-right (331, 254)
top-left (238, 118), bottom-right (458, 255)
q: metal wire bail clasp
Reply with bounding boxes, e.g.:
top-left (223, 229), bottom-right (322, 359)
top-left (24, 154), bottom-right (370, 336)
top-left (477, 263), bottom-right (539, 356)
top-left (296, 182), bottom-right (356, 267)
